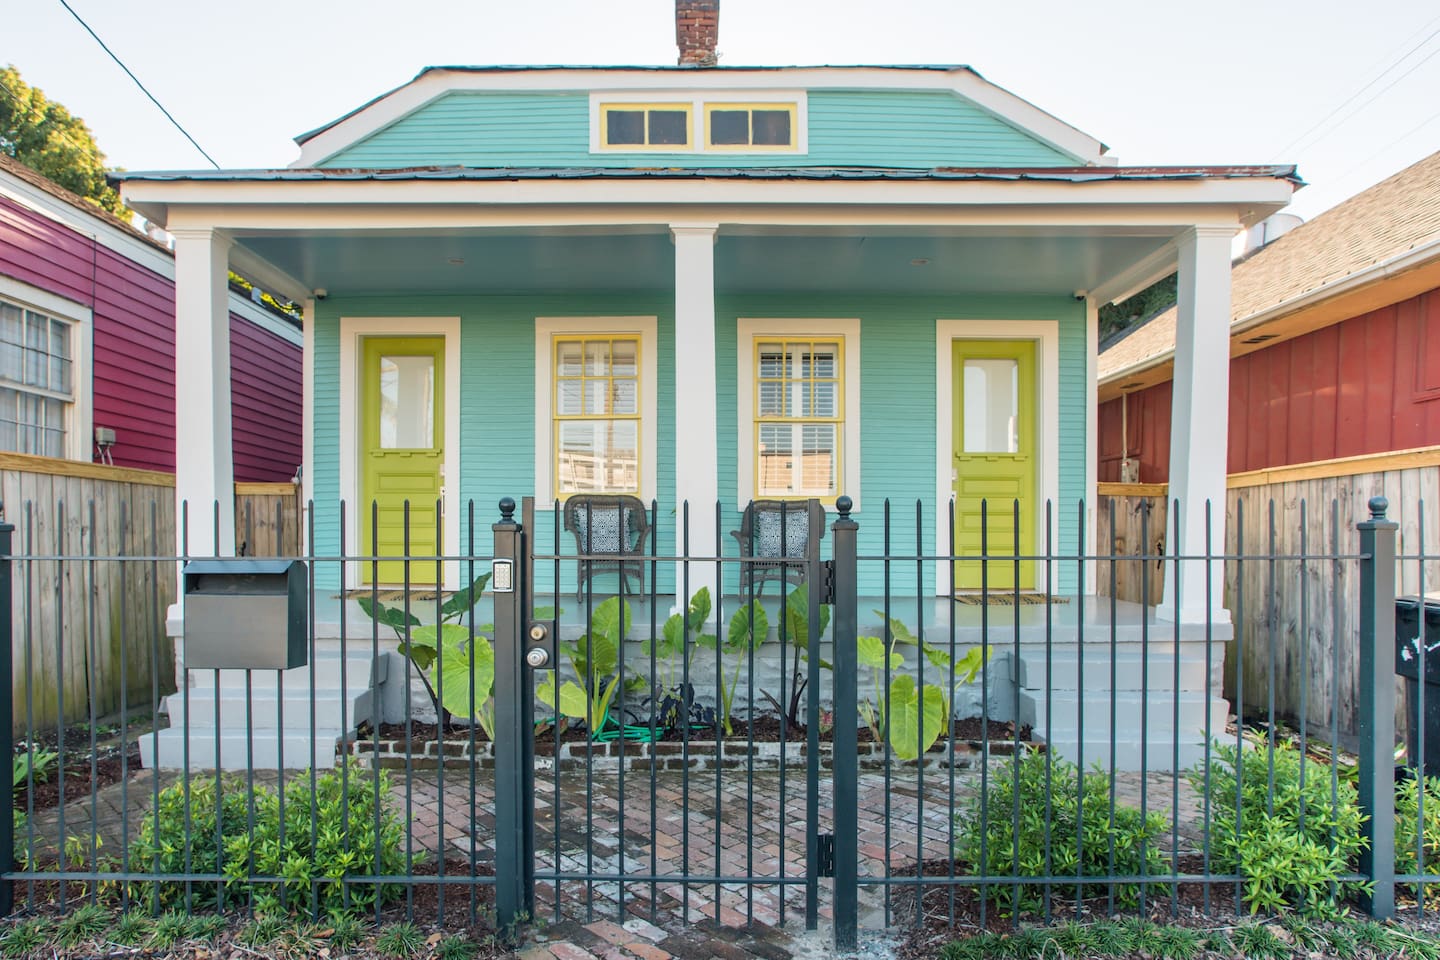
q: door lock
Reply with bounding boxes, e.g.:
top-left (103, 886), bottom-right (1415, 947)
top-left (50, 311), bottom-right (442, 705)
top-left (525, 621), bottom-right (556, 670)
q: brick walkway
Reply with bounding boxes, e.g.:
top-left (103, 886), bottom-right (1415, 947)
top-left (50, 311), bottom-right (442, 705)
top-left (25, 761), bottom-right (1203, 959)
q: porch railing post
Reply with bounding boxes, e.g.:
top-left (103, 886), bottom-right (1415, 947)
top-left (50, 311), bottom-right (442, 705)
top-left (830, 496), bottom-right (858, 951)
top-left (1357, 495), bottom-right (1397, 919)
top-left (492, 497), bottom-right (528, 933)
top-left (0, 512), bottom-right (13, 917)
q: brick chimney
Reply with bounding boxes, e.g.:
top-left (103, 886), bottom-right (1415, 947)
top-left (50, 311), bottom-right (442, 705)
top-left (676, 0), bottom-right (718, 66)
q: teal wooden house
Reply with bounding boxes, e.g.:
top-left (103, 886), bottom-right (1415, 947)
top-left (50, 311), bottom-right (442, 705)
top-left (121, 14), bottom-right (1299, 771)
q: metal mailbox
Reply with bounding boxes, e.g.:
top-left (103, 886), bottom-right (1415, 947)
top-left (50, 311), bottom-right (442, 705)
top-left (183, 559), bottom-right (308, 670)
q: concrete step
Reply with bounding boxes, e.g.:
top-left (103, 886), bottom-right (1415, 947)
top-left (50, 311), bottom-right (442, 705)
top-left (164, 687), bottom-right (375, 731)
top-left (139, 726), bottom-right (345, 771)
top-left (1022, 691), bottom-right (1229, 733)
top-left (181, 653), bottom-right (388, 692)
top-left (1034, 735), bottom-right (1214, 773)
top-left (1015, 646), bottom-right (1220, 692)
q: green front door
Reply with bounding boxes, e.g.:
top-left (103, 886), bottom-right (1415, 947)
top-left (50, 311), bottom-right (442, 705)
top-left (952, 339), bottom-right (1036, 591)
top-left (361, 336), bottom-right (444, 584)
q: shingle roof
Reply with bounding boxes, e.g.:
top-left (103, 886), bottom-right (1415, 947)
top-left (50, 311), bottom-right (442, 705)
top-left (0, 153), bottom-right (168, 252)
top-left (1099, 149), bottom-right (1440, 382)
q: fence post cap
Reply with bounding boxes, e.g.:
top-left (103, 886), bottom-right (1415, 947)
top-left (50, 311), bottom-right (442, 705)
top-left (1369, 496), bottom-right (1389, 520)
top-left (836, 495), bottom-right (853, 518)
top-left (498, 497), bottom-right (517, 522)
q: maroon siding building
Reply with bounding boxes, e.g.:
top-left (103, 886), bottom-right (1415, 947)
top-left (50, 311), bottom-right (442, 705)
top-left (1099, 150), bottom-right (1440, 482)
top-left (0, 155), bottom-right (301, 480)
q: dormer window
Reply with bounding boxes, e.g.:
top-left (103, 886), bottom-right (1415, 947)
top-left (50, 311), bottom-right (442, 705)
top-left (706, 104), bottom-right (796, 150)
top-left (590, 92), bottom-right (806, 154)
top-left (600, 103), bottom-right (691, 149)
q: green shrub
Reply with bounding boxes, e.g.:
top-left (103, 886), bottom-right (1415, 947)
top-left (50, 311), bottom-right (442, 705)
top-left (129, 762), bottom-right (408, 915)
top-left (955, 750), bottom-right (1168, 914)
top-left (1191, 740), bottom-right (1367, 915)
top-left (1395, 772), bottom-right (1440, 902)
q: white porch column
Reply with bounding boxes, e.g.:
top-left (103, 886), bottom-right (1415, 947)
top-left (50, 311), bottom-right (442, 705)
top-left (171, 227), bottom-right (236, 557)
top-left (671, 223), bottom-right (719, 600)
top-left (1161, 225), bottom-right (1235, 622)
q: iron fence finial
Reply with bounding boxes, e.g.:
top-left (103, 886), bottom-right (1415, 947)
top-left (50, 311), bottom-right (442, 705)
top-left (836, 495), bottom-right (853, 519)
top-left (499, 496), bottom-right (516, 522)
top-left (1369, 496), bottom-right (1389, 520)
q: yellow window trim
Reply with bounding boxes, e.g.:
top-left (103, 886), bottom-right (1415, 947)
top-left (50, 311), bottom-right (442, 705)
top-left (704, 102), bottom-right (800, 152)
top-left (753, 337), bottom-right (843, 501)
top-left (552, 333), bottom-right (644, 500)
top-left (597, 102), bottom-right (693, 151)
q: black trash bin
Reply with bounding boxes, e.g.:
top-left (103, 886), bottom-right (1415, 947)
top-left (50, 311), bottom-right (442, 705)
top-left (1395, 596), bottom-right (1440, 777)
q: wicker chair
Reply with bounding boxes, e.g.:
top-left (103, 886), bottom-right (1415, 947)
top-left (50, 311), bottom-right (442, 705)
top-left (563, 494), bottom-right (650, 601)
top-left (729, 500), bottom-right (824, 594)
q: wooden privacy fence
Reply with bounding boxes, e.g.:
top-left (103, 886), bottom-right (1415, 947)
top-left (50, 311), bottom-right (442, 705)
top-left (234, 482), bottom-right (303, 557)
top-left (2, 454), bottom-right (303, 732)
top-left (1098, 445), bottom-right (1440, 741)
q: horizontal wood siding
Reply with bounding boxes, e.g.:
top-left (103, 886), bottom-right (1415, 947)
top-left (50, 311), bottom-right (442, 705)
top-left (1, 194), bottom-right (303, 481)
top-left (1100, 287), bottom-right (1440, 482)
top-left (321, 89), bottom-right (1074, 169)
top-left (311, 293), bottom-right (1087, 595)
top-left (231, 316), bottom-right (303, 482)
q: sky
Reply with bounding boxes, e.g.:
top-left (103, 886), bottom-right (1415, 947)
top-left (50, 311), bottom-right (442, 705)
top-left (7, 0), bottom-right (1440, 222)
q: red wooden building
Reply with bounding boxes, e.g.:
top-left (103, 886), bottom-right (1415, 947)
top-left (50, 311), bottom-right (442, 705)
top-left (1099, 150), bottom-right (1440, 482)
top-left (0, 154), bottom-right (301, 480)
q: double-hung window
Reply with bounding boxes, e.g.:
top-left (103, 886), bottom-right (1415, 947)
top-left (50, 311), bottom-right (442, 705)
top-left (0, 296), bottom-right (73, 458)
top-left (755, 339), bottom-right (843, 498)
top-left (553, 336), bottom-right (642, 496)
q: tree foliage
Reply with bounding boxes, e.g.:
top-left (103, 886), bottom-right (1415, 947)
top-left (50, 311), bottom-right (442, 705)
top-left (1098, 273), bottom-right (1177, 342)
top-left (0, 64), bottom-right (126, 214)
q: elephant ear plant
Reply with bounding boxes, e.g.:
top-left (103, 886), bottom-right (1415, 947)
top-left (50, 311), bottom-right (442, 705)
top-left (698, 600), bottom-right (769, 736)
top-left (357, 573), bottom-right (496, 735)
top-left (537, 597), bottom-right (647, 737)
top-left (856, 614), bottom-right (985, 760)
top-left (643, 588), bottom-right (717, 734)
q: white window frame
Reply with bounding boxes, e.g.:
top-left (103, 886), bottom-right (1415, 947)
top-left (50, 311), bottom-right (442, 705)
top-left (535, 316), bottom-right (658, 503)
top-left (588, 90), bottom-right (808, 154)
top-left (0, 275), bottom-right (92, 462)
top-left (737, 318), bottom-right (860, 510)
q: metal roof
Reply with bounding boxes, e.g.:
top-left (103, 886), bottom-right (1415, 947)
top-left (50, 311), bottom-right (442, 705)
top-left (116, 164), bottom-right (1302, 185)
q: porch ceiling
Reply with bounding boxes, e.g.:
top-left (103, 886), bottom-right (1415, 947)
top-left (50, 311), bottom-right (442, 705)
top-left (233, 227), bottom-right (1174, 298)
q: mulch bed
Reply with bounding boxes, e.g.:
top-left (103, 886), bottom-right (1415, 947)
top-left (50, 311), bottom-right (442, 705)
top-left (888, 853), bottom-right (1368, 958)
top-left (13, 721), bottom-right (144, 814)
top-left (362, 715), bottom-right (1032, 753)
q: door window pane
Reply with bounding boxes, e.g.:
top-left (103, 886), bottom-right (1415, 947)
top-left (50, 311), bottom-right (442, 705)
top-left (378, 355), bottom-right (435, 449)
top-left (962, 358), bottom-right (1019, 453)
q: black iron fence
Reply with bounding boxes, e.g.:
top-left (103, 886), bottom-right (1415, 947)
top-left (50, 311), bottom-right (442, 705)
top-left (0, 492), bottom-right (1430, 950)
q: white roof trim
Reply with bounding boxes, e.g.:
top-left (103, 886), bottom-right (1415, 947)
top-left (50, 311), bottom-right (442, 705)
top-left (291, 66), bottom-right (1108, 168)
top-left (1, 166), bottom-right (175, 277)
top-left (229, 291), bottom-right (302, 345)
top-left (1, 167), bottom-right (300, 345)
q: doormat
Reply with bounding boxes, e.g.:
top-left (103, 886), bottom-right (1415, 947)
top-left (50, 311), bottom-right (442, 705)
top-left (953, 592), bottom-right (1067, 606)
top-left (338, 589), bottom-right (446, 603)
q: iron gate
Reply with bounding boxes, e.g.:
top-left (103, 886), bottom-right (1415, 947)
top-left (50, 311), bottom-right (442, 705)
top-left (489, 496), bottom-right (839, 937)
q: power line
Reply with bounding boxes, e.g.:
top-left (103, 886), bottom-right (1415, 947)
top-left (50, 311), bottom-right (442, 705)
top-left (1272, 14), bottom-right (1440, 159)
top-left (56, 0), bottom-right (220, 169)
